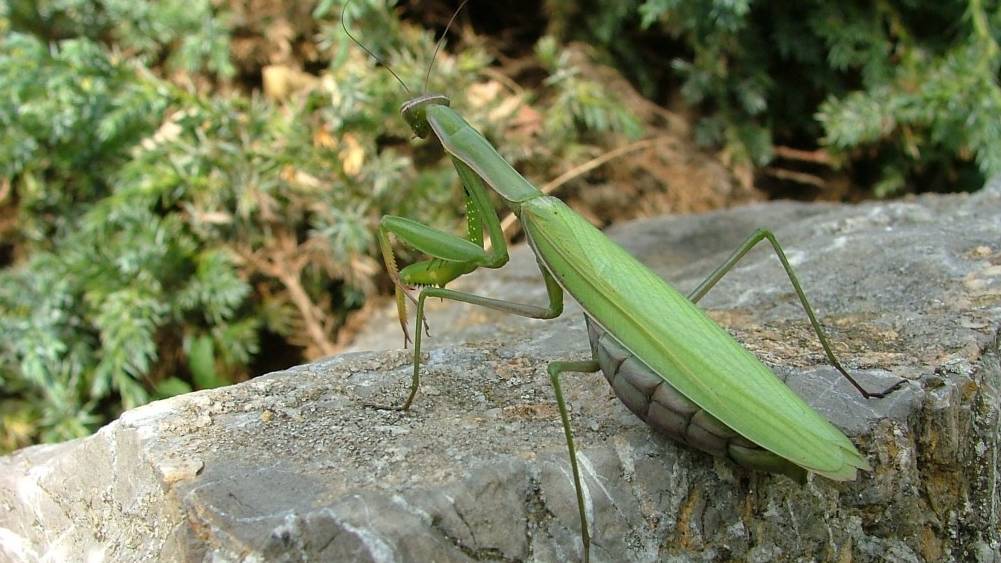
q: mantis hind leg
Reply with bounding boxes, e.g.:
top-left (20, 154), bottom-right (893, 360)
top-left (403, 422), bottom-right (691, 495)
top-left (548, 360), bottom-right (602, 563)
top-left (687, 228), bottom-right (905, 399)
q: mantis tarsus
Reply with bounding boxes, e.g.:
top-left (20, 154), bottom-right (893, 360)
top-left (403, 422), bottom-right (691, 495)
top-left (345, 7), bottom-right (905, 561)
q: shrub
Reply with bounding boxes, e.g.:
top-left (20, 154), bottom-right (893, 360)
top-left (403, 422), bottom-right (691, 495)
top-left (549, 0), bottom-right (1001, 194)
top-left (0, 0), bottom-right (640, 450)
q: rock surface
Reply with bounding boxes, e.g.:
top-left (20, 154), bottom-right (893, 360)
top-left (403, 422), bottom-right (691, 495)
top-left (2, 182), bottom-right (1000, 562)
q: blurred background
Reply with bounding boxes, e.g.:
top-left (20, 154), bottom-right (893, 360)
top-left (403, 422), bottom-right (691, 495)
top-left (1, 0), bottom-right (998, 452)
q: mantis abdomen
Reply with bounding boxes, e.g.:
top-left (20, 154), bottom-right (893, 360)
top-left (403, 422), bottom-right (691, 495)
top-left (585, 317), bottom-right (808, 482)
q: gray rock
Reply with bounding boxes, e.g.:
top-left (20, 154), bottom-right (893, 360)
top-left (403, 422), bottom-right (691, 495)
top-left (2, 188), bottom-right (1000, 562)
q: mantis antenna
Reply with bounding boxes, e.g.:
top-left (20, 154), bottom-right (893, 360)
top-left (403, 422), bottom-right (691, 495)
top-left (341, 0), bottom-right (412, 93)
top-left (423, 0), bottom-right (473, 93)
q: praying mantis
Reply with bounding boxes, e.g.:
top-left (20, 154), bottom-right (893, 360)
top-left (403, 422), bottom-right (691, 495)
top-left (345, 6), bottom-right (904, 561)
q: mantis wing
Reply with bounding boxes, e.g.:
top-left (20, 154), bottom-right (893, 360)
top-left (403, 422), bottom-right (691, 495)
top-left (522, 196), bottom-right (869, 480)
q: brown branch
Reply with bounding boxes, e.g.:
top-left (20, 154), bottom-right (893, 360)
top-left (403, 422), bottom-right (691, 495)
top-left (480, 67), bottom-right (524, 97)
top-left (772, 146), bottom-right (833, 165)
top-left (231, 228), bottom-right (338, 357)
top-left (763, 167), bottom-right (828, 189)
top-left (274, 269), bottom-right (337, 358)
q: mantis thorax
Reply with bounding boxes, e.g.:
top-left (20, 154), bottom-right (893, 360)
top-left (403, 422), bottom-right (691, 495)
top-left (401, 94), bottom-right (450, 138)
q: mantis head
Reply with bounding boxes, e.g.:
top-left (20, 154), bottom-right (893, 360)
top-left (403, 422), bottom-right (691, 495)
top-left (343, 0), bottom-right (465, 140)
top-left (401, 94), bottom-right (451, 139)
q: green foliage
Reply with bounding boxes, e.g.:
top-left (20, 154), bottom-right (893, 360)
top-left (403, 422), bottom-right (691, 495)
top-left (0, 33), bottom-right (171, 244)
top-left (536, 36), bottom-right (644, 142)
top-left (3, 0), bottom-right (233, 77)
top-left (0, 0), bottom-right (638, 451)
top-left (818, 39), bottom-right (1001, 195)
top-left (550, 0), bottom-right (1001, 192)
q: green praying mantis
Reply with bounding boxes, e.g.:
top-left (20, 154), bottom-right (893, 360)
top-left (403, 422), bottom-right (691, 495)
top-left (344, 5), bottom-right (905, 561)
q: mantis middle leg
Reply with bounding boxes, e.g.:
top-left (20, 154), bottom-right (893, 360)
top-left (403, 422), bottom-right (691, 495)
top-left (369, 258), bottom-right (565, 411)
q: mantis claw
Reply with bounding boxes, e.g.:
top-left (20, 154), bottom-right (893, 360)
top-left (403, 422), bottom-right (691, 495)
top-left (393, 281), bottom-right (431, 348)
top-left (399, 318), bottom-right (412, 349)
top-left (393, 284), bottom-right (412, 348)
top-left (402, 284), bottom-right (432, 336)
top-left (380, 228), bottom-right (432, 347)
top-left (401, 284), bottom-right (420, 305)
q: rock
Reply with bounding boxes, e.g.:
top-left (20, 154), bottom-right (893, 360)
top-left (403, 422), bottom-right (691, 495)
top-left (2, 186), bottom-right (1000, 562)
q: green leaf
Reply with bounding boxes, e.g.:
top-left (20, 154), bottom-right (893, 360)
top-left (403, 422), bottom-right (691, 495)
top-left (155, 377), bottom-right (193, 399)
top-left (188, 335), bottom-right (226, 390)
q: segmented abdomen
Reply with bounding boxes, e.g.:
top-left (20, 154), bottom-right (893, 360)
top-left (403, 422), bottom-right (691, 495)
top-left (585, 316), bottom-right (806, 482)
